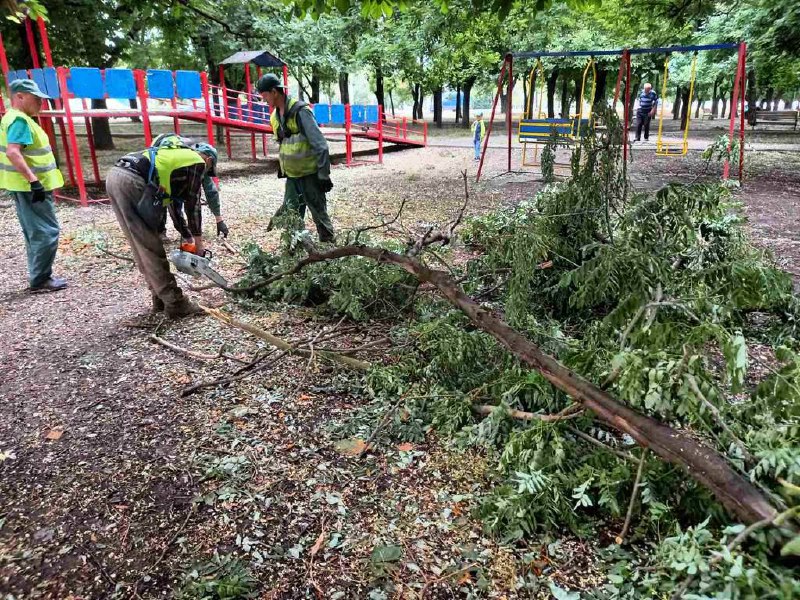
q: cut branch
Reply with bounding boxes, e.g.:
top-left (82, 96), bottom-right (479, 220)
top-left (251, 242), bottom-right (779, 525)
top-left (473, 404), bottom-right (585, 422)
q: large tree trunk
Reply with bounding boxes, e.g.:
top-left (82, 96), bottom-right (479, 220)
top-left (746, 69), bottom-right (757, 125)
top-left (338, 71), bottom-right (350, 104)
top-left (433, 87), bottom-right (443, 128)
top-left (574, 75), bottom-right (583, 116)
top-left (721, 97), bottom-right (728, 120)
top-left (129, 99), bottom-right (141, 123)
top-left (695, 96), bottom-right (702, 119)
top-left (91, 99), bottom-right (114, 150)
top-left (547, 68), bottom-right (559, 118)
top-left (270, 242), bottom-right (781, 527)
top-left (680, 87), bottom-right (690, 130)
top-left (628, 81), bottom-right (640, 124)
top-left (462, 76), bottom-right (476, 128)
top-left (374, 66), bottom-right (385, 109)
top-left (763, 87), bottom-right (773, 110)
top-left (455, 85), bottom-right (461, 124)
top-left (389, 89), bottom-right (395, 118)
top-left (310, 67), bottom-right (321, 104)
top-left (594, 69), bottom-right (607, 107)
top-left (711, 79), bottom-right (720, 119)
top-left (560, 76), bottom-right (570, 118)
top-left (672, 85), bottom-right (682, 120)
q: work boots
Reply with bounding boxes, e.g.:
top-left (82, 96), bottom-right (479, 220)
top-left (165, 297), bottom-right (205, 319)
top-left (151, 293), bottom-right (165, 313)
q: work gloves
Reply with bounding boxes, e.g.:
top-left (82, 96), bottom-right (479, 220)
top-left (320, 178), bottom-right (333, 193)
top-left (30, 180), bottom-right (47, 203)
top-left (216, 220), bottom-right (229, 238)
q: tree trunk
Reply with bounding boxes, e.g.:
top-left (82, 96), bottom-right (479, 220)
top-left (672, 85), bottom-right (682, 120)
top-left (338, 71), bottom-right (350, 104)
top-left (594, 69), bottom-right (607, 107)
top-left (374, 66), bottom-right (385, 109)
top-left (418, 89), bottom-right (424, 120)
top-left (695, 96), bottom-right (702, 119)
top-left (433, 87), bottom-right (443, 128)
top-left (547, 68), bottom-right (559, 118)
top-left (297, 67), bottom-right (305, 101)
top-left (721, 97), bottom-right (728, 120)
top-left (412, 84), bottom-right (420, 120)
top-left (500, 90), bottom-right (507, 114)
top-left (91, 98), bottom-right (114, 150)
top-left (711, 79), bottom-right (720, 119)
top-left (574, 75), bottom-right (583, 116)
top-left (462, 76), bottom-right (475, 128)
top-left (455, 85), bottom-right (461, 123)
top-left (310, 67), bottom-right (321, 104)
top-left (628, 81), bottom-right (640, 124)
top-left (271, 242), bottom-right (781, 527)
top-left (746, 69), bottom-right (757, 125)
top-left (560, 76), bottom-right (569, 118)
top-left (389, 89), bottom-right (395, 118)
top-left (763, 87), bottom-right (773, 110)
top-left (680, 87), bottom-right (690, 130)
top-left (128, 98), bottom-right (141, 123)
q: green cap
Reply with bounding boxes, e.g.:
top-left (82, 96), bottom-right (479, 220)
top-left (9, 78), bottom-right (49, 99)
top-left (256, 73), bottom-right (285, 94)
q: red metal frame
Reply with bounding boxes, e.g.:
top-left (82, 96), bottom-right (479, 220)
top-left (476, 56), bottom-right (509, 182)
top-left (723, 42), bottom-right (747, 182)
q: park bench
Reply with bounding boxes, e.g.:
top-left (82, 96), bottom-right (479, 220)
top-left (751, 109), bottom-right (799, 130)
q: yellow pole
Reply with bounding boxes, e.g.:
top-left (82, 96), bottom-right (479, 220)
top-left (656, 54), bottom-right (670, 154)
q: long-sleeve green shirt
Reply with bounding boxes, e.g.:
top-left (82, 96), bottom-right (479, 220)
top-left (202, 175), bottom-right (221, 217)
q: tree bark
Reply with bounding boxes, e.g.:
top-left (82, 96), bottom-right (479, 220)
top-left (374, 66), bottom-right (385, 109)
top-left (338, 71), bottom-right (350, 104)
top-left (680, 87), bottom-right (690, 130)
top-left (695, 96), bottom-right (702, 119)
top-left (672, 85), bottom-right (682, 120)
top-left (129, 99), bottom-right (141, 123)
top-left (574, 75), bottom-right (583, 116)
top-left (310, 67), bottom-right (321, 104)
top-left (763, 87), bottom-right (773, 110)
top-left (433, 87), bottom-right (443, 128)
top-left (560, 76), bottom-right (570, 118)
top-left (746, 69), bottom-right (757, 125)
top-left (711, 79), bottom-right (720, 119)
top-left (263, 243), bottom-right (780, 527)
top-left (389, 89), bottom-right (395, 118)
top-left (594, 69), bottom-right (608, 107)
top-left (721, 97), bottom-right (728, 120)
top-left (91, 99), bottom-right (114, 150)
top-left (455, 85), bottom-right (461, 124)
top-left (547, 68), bottom-right (559, 118)
top-left (462, 76), bottom-right (476, 128)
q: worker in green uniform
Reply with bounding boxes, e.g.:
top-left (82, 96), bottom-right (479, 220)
top-left (106, 137), bottom-right (215, 318)
top-left (257, 73), bottom-right (334, 242)
top-left (0, 79), bottom-right (66, 292)
top-left (152, 133), bottom-right (229, 241)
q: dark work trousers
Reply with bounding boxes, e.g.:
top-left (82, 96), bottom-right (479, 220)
top-left (635, 109), bottom-right (654, 140)
top-left (273, 174), bottom-right (335, 242)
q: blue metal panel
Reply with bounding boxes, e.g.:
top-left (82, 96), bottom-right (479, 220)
top-left (175, 70), bottom-right (202, 99)
top-left (43, 68), bottom-right (59, 98)
top-left (6, 69), bottom-right (24, 83)
top-left (313, 103), bottom-right (330, 124)
top-left (146, 69), bottom-right (174, 99)
top-left (351, 105), bottom-right (365, 124)
top-left (69, 67), bottom-right (105, 99)
top-left (330, 104), bottom-right (345, 123)
top-left (105, 68), bottom-right (136, 99)
top-left (365, 105), bottom-right (379, 122)
top-left (30, 69), bottom-right (53, 99)
top-left (227, 106), bottom-right (240, 120)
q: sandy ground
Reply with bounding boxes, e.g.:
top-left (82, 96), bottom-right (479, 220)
top-left (0, 124), bottom-right (798, 599)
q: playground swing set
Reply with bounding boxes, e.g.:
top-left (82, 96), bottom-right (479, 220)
top-left (0, 16), bottom-right (427, 206)
top-left (476, 41), bottom-right (747, 183)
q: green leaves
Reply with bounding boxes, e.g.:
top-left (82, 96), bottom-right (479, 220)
top-left (370, 544), bottom-right (403, 563)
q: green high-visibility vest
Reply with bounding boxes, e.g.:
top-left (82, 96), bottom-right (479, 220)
top-left (152, 146), bottom-right (205, 200)
top-left (0, 108), bottom-right (64, 192)
top-left (270, 97), bottom-right (318, 178)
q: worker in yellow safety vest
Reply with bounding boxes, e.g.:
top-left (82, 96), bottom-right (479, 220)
top-left (0, 79), bottom-right (66, 292)
top-left (257, 73), bottom-right (334, 242)
top-left (106, 136), bottom-right (217, 318)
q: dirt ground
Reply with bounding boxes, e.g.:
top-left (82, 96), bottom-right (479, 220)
top-left (1, 122), bottom-right (799, 599)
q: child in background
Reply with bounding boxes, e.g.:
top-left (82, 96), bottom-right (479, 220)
top-left (473, 113), bottom-right (485, 161)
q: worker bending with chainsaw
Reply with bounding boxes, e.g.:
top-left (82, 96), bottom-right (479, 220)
top-left (257, 73), bottom-right (335, 242)
top-left (152, 133), bottom-right (229, 241)
top-left (106, 137), bottom-right (215, 318)
top-left (0, 79), bottom-right (66, 292)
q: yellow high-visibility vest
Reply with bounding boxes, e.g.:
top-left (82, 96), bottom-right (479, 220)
top-left (0, 108), bottom-right (64, 192)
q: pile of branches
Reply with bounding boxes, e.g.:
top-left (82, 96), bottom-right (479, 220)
top-left (217, 111), bottom-right (799, 597)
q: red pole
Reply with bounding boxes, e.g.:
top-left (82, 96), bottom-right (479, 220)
top-left (282, 65), bottom-right (289, 90)
top-left (476, 58), bottom-right (508, 182)
top-left (345, 103), bottom-right (352, 166)
top-left (24, 18), bottom-right (40, 69)
top-left (219, 65), bottom-right (232, 159)
top-left (200, 71), bottom-right (215, 145)
top-left (245, 63), bottom-right (256, 159)
top-left (57, 67), bottom-right (87, 206)
top-left (36, 17), bottom-right (53, 67)
top-left (377, 104), bottom-right (384, 164)
top-left (135, 69), bottom-right (153, 146)
top-left (507, 54), bottom-right (513, 174)
top-left (622, 52), bottom-right (631, 164)
top-left (613, 50), bottom-right (626, 109)
top-left (724, 43), bottom-right (744, 180)
top-left (738, 43), bottom-right (747, 183)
